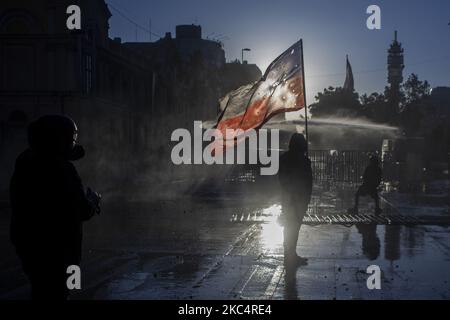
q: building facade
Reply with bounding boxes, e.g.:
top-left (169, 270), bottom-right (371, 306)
top-left (0, 1), bottom-right (263, 197)
top-left (0, 0), bottom-right (154, 195)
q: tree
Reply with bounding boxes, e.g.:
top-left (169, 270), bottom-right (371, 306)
top-left (309, 73), bottom-right (433, 132)
top-left (402, 73), bottom-right (430, 106)
top-left (309, 86), bottom-right (362, 118)
top-left (360, 92), bottom-right (388, 123)
top-left (398, 73), bottom-right (431, 135)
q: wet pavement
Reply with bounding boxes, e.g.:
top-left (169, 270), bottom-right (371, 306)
top-left (1, 183), bottom-right (450, 300)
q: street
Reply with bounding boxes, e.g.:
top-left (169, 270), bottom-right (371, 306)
top-left (1, 180), bottom-right (449, 300)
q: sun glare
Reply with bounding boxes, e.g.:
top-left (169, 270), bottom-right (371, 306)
top-left (260, 204), bottom-right (284, 252)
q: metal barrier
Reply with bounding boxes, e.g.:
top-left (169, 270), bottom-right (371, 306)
top-left (309, 150), bottom-right (375, 184)
top-left (302, 213), bottom-right (450, 226)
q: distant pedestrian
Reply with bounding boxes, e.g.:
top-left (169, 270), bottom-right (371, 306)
top-left (349, 155), bottom-right (382, 215)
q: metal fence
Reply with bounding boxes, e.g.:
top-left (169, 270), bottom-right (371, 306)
top-left (222, 150), bottom-right (377, 186)
top-left (309, 150), bottom-right (376, 184)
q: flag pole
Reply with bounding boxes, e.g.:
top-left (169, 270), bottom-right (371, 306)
top-left (300, 39), bottom-right (309, 156)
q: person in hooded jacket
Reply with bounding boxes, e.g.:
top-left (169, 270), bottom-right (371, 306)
top-left (279, 133), bottom-right (312, 267)
top-left (348, 155), bottom-right (382, 215)
top-left (9, 115), bottom-right (100, 300)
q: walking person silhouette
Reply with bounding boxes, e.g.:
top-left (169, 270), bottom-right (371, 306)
top-left (348, 155), bottom-right (382, 215)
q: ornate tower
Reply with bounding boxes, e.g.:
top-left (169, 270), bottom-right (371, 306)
top-left (387, 30), bottom-right (404, 113)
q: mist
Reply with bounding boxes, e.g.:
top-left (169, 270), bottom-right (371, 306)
top-left (264, 116), bottom-right (399, 150)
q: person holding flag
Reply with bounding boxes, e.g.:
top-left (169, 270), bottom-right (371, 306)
top-left (214, 40), bottom-right (307, 152)
top-left (279, 133), bottom-right (312, 267)
top-left (215, 40), bottom-right (311, 267)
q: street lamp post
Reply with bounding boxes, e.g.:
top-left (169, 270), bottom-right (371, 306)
top-left (241, 48), bottom-right (251, 64)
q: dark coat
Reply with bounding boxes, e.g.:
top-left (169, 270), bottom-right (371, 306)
top-left (10, 148), bottom-right (93, 266)
top-left (279, 151), bottom-right (313, 214)
top-left (362, 164), bottom-right (382, 189)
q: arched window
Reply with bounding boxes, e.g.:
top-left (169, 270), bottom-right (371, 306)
top-left (0, 10), bottom-right (39, 35)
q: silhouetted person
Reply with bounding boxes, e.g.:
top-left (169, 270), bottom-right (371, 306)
top-left (356, 224), bottom-right (380, 260)
top-left (279, 133), bottom-right (312, 267)
top-left (10, 115), bottom-right (100, 300)
top-left (349, 155), bottom-right (382, 215)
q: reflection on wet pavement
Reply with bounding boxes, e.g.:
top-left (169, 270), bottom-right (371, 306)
top-left (1, 187), bottom-right (449, 300)
top-left (72, 195), bottom-right (450, 300)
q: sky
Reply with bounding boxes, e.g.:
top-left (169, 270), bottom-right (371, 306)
top-left (105, 0), bottom-right (450, 107)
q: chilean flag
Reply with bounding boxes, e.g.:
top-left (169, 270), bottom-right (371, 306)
top-left (213, 40), bottom-right (306, 152)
